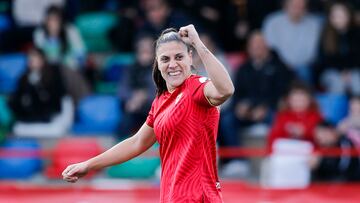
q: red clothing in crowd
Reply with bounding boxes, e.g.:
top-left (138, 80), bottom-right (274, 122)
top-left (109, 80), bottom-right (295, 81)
top-left (267, 109), bottom-right (323, 151)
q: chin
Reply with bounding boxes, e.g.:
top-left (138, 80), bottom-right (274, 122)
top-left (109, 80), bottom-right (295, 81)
top-left (167, 77), bottom-right (186, 89)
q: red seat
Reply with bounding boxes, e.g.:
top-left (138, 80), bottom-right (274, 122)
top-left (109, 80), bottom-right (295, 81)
top-left (225, 52), bottom-right (247, 72)
top-left (45, 138), bottom-right (103, 179)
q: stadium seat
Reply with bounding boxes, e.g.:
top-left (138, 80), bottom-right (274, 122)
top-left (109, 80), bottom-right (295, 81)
top-left (0, 53), bottom-right (27, 94)
top-left (0, 14), bottom-right (11, 32)
top-left (95, 81), bottom-right (118, 94)
top-left (225, 52), bottom-right (247, 72)
top-left (72, 95), bottom-right (122, 134)
top-left (107, 144), bottom-right (160, 179)
top-left (45, 138), bottom-right (102, 179)
top-left (0, 95), bottom-right (12, 128)
top-left (103, 53), bottom-right (135, 82)
top-left (316, 93), bottom-right (348, 124)
top-left (0, 95), bottom-right (12, 141)
top-left (0, 139), bottom-right (42, 179)
top-left (75, 12), bottom-right (118, 52)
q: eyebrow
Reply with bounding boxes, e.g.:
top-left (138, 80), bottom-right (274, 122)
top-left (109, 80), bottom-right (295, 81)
top-left (159, 52), bottom-right (184, 58)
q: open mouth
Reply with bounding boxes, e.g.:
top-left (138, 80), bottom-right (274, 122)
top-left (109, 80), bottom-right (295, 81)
top-left (168, 70), bottom-right (181, 76)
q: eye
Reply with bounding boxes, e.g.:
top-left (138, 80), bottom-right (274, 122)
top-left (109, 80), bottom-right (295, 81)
top-left (175, 55), bottom-right (183, 60)
top-left (160, 56), bottom-right (169, 62)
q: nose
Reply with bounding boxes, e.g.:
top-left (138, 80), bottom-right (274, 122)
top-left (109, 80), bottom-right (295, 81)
top-left (168, 59), bottom-right (177, 69)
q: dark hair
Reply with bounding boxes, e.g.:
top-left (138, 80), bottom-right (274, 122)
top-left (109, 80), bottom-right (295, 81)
top-left (24, 47), bottom-right (54, 87)
top-left (43, 5), bottom-right (68, 55)
top-left (322, 1), bottom-right (355, 54)
top-left (316, 120), bottom-right (336, 129)
top-left (279, 81), bottom-right (318, 111)
top-left (152, 28), bottom-right (191, 96)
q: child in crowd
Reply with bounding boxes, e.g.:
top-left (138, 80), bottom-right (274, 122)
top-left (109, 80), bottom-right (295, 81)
top-left (267, 82), bottom-right (323, 151)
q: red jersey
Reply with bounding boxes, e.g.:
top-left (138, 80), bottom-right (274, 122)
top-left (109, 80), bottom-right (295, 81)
top-left (146, 75), bottom-right (223, 203)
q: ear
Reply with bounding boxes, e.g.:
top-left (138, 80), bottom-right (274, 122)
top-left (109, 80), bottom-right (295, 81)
top-left (188, 49), bottom-right (193, 57)
top-left (188, 50), bottom-right (193, 65)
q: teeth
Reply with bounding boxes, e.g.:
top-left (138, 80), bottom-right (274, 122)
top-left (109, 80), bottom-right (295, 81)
top-left (169, 71), bottom-right (181, 76)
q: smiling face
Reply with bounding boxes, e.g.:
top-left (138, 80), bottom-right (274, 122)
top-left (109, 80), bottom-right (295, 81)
top-left (288, 89), bottom-right (311, 113)
top-left (156, 41), bottom-right (192, 92)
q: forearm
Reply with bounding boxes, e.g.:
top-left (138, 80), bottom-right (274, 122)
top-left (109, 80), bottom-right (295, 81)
top-left (86, 136), bottom-right (145, 171)
top-left (193, 39), bottom-right (234, 96)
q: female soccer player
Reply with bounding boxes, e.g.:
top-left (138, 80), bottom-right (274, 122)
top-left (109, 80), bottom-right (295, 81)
top-left (62, 24), bottom-right (234, 202)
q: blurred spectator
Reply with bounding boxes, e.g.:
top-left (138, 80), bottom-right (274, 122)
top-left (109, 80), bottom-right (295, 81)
top-left (13, 0), bottom-right (65, 27)
top-left (311, 121), bottom-right (360, 181)
top-left (171, 0), bottom-right (228, 46)
top-left (267, 82), bottom-right (323, 150)
top-left (338, 96), bottom-right (360, 150)
top-left (33, 5), bottom-right (86, 70)
top-left (219, 32), bottom-right (293, 176)
top-left (137, 0), bottom-right (192, 38)
top-left (8, 47), bottom-right (65, 123)
top-left (109, 1), bottom-right (140, 52)
top-left (34, 5), bottom-right (90, 105)
top-left (263, 0), bottom-right (323, 83)
top-left (316, 1), bottom-right (360, 95)
top-left (117, 34), bottom-right (155, 137)
top-left (0, 0), bottom-right (66, 52)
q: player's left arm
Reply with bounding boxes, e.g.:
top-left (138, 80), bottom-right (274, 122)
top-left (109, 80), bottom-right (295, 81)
top-left (179, 24), bottom-right (234, 106)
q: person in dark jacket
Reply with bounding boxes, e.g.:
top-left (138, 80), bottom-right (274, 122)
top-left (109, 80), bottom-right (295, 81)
top-left (9, 47), bottom-right (65, 122)
top-left (117, 34), bottom-right (155, 137)
top-left (219, 31), bottom-right (294, 176)
top-left (311, 121), bottom-right (360, 182)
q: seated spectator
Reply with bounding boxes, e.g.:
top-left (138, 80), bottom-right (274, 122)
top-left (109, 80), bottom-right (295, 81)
top-left (338, 96), bottom-right (360, 150)
top-left (117, 34), bottom-right (155, 137)
top-left (311, 121), bottom-right (360, 181)
top-left (33, 5), bottom-right (86, 70)
top-left (34, 5), bottom-right (90, 105)
top-left (219, 31), bottom-right (293, 176)
top-left (9, 47), bottom-right (65, 122)
top-left (263, 0), bottom-right (323, 83)
top-left (8, 47), bottom-right (73, 137)
top-left (267, 82), bottom-right (323, 150)
top-left (316, 1), bottom-right (360, 95)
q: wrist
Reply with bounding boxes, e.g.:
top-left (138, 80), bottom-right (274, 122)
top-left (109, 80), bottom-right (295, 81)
top-left (84, 159), bottom-right (95, 171)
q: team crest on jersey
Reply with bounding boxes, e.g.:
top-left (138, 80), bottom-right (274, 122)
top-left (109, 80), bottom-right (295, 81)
top-left (216, 182), bottom-right (221, 189)
top-left (175, 93), bottom-right (183, 104)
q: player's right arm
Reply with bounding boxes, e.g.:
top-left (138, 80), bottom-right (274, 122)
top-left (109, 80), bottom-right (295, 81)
top-left (62, 123), bottom-right (156, 183)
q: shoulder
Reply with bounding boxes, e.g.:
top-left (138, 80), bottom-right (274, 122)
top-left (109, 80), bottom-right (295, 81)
top-left (33, 28), bottom-right (45, 40)
top-left (304, 14), bottom-right (323, 28)
top-left (65, 24), bottom-right (82, 37)
top-left (185, 74), bottom-right (209, 87)
top-left (264, 11), bottom-right (286, 26)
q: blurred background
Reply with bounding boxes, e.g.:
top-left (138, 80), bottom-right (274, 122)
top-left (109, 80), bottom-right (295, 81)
top-left (0, 0), bottom-right (359, 202)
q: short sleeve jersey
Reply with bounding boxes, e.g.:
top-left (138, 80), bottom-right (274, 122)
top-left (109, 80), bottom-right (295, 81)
top-left (146, 75), bottom-right (223, 203)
